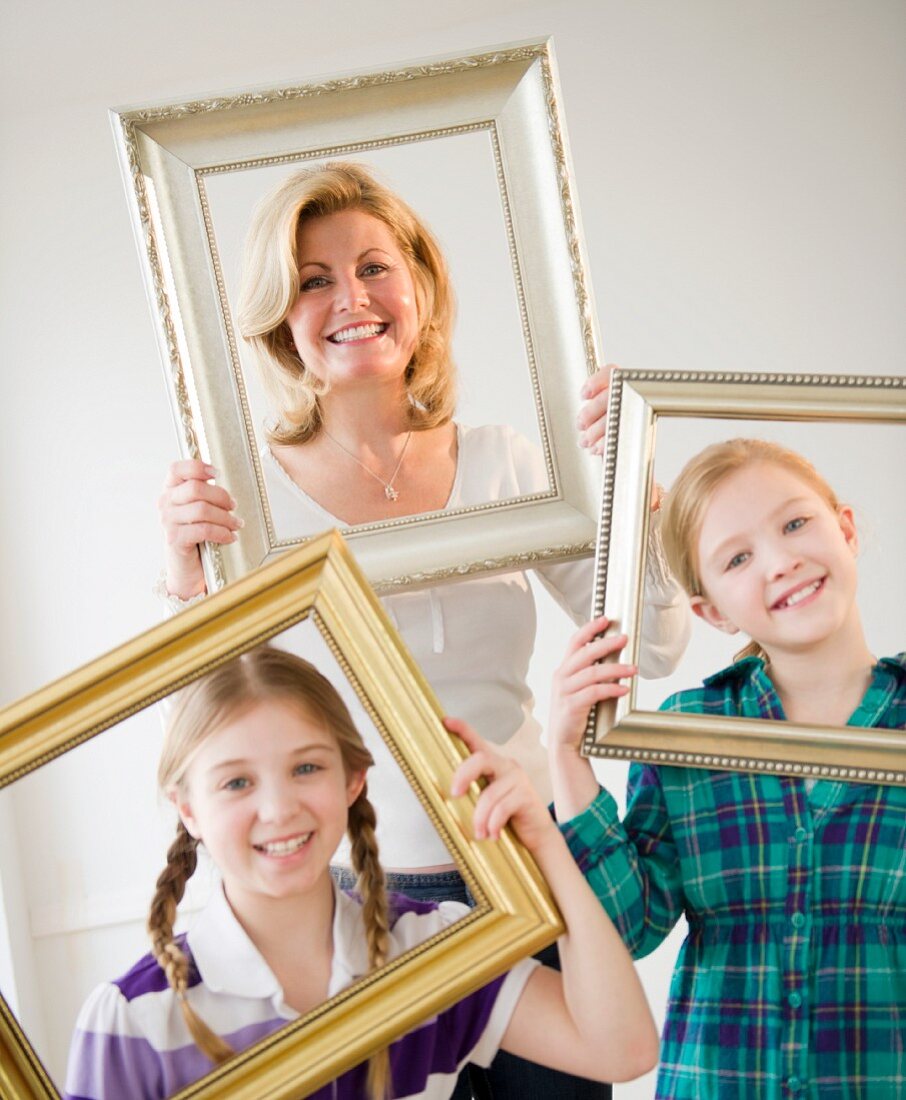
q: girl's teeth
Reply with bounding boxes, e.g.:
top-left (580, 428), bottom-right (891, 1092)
top-left (331, 323), bottom-right (383, 343)
top-left (259, 834), bottom-right (311, 856)
top-left (780, 580), bottom-right (821, 608)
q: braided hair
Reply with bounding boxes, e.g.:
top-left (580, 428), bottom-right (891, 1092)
top-left (150, 645), bottom-right (392, 1096)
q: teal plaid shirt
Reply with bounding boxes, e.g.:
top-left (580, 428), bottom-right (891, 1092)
top-left (560, 654), bottom-right (906, 1099)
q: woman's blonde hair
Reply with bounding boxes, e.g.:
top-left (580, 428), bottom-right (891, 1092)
top-left (660, 438), bottom-right (841, 662)
top-left (237, 161), bottom-right (457, 445)
top-left (148, 646), bottom-right (391, 1098)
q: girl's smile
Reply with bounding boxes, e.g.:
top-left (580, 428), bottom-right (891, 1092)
top-left (770, 574), bottom-right (826, 611)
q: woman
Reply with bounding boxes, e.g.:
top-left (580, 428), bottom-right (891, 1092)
top-left (159, 161), bottom-right (689, 1096)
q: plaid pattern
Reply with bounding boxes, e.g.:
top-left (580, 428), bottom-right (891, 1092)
top-left (561, 654), bottom-right (906, 1099)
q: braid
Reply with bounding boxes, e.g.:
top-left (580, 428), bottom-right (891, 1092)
top-left (147, 822), bottom-right (234, 1066)
top-left (348, 787), bottom-right (392, 1099)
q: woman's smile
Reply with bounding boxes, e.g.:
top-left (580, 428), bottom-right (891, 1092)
top-left (327, 321), bottom-right (389, 345)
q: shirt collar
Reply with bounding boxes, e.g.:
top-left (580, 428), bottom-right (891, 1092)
top-left (187, 879), bottom-right (369, 1005)
top-left (702, 653), bottom-right (905, 726)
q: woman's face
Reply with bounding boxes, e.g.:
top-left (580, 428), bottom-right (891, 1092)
top-left (691, 461), bottom-right (860, 659)
top-left (285, 208), bottom-right (420, 392)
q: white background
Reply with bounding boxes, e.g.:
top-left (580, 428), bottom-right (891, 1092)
top-left (1, 1), bottom-right (904, 1095)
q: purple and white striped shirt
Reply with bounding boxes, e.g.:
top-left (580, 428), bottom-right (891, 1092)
top-left (64, 883), bottom-right (536, 1100)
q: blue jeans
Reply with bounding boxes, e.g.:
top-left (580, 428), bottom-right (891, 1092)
top-left (330, 867), bottom-right (612, 1100)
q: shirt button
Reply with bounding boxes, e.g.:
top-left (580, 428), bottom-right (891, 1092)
top-left (788, 991), bottom-right (803, 1009)
top-left (793, 827), bottom-right (808, 843)
top-left (791, 911), bottom-right (806, 929)
top-left (787, 1077), bottom-right (803, 1093)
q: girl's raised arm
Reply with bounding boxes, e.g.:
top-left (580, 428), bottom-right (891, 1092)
top-left (447, 718), bottom-right (658, 1084)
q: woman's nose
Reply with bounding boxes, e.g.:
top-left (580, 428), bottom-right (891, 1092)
top-left (335, 274), bottom-right (369, 310)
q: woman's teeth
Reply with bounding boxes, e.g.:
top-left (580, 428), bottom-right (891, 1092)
top-left (329, 323), bottom-right (386, 343)
top-left (256, 833), bottom-right (311, 856)
top-left (776, 578), bottom-right (823, 609)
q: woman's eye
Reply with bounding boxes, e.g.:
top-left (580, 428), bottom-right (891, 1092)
top-left (300, 274), bottom-right (329, 292)
top-left (359, 262), bottom-right (387, 277)
top-left (294, 762), bottom-right (320, 777)
top-left (784, 516), bottom-right (809, 534)
top-left (726, 551), bottom-right (750, 570)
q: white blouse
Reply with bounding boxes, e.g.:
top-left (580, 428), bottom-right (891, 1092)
top-left (257, 423), bottom-right (690, 867)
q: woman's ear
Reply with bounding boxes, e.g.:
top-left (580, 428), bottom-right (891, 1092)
top-left (346, 769), bottom-right (367, 807)
top-left (837, 504), bottom-right (859, 554)
top-left (168, 787), bottom-right (202, 841)
top-left (689, 594), bottom-right (740, 636)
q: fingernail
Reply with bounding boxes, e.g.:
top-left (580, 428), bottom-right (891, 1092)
top-left (228, 496), bottom-right (237, 509)
top-left (235, 517), bottom-right (245, 528)
top-left (204, 464), bottom-right (217, 477)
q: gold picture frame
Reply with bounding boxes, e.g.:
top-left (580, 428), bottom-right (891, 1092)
top-left (0, 530), bottom-right (562, 1100)
top-left (109, 38), bottom-right (600, 595)
top-left (584, 368), bottom-right (906, 785)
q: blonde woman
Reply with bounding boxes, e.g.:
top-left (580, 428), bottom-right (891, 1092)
top-left (158, 162), bottom-right (688, 1096)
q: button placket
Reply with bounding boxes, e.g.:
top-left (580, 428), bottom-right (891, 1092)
top-left (782, 782), bottom-right (813, 1092)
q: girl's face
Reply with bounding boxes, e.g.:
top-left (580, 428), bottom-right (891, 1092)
top-left (285, 208), bottom-right (420, 392)
top-left (174, 697), bottom-right (364, 909)
top-left (691, 461), bottom-right (859, 658)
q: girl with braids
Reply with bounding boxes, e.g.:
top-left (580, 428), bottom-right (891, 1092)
top-left (546, 440), bottom-right (906, 1100)
top-left (64, 645), bottom-right (658, 1100)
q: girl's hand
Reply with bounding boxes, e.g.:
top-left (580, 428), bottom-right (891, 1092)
top-left (446, 717), bottom-right (556, 855)
top-left (577, 365), bottom-right (613, 455)
top-left (549, 616), bottom-right (638, 754)
top-left (157, 460), bottom-right (242, 599)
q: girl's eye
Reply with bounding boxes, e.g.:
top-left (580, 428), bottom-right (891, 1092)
top-left (222, 777), bottom-right (250, 792)
top-left (300, 274), bottom-right (330, 292)
top-left (294, 762), bottom-right (320, 777)
top-left (726, 551), bottom-right (750, 571)
top-left (784, 516), bottom-right (809, 534)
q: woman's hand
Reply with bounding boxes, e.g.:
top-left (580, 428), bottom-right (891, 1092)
top-left (446, 717), bottom-right (556, 855)
top-left (158, 460), bottom-right (242, 599)
top-left (549, 616), bottom-right (638, 754)
top-left (576, 364), bottom-right (613, 454)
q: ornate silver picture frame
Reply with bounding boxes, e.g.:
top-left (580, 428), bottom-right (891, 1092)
top-left (584, 369), bottom-right (906, 785)
top-left (110, 39), bottom-right (600, 594)
top-left (0, 532), bottom-right (562, 1099)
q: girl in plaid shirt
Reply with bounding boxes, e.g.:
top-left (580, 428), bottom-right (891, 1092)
top-left (547, 439), bottom-right (905, 1100)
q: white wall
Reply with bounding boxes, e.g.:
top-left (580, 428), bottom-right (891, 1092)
top-left (1, 1), bottom-right (904, 1096)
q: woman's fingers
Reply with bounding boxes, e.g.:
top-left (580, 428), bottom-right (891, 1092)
top-left (577, 364), bottom-right (615, 451)
top-left (162, 459), bottom-right (217, 488)
top-left (580, 364), bottom-right (613, 401)
top-left (158, 461), bottom-right (242, 555)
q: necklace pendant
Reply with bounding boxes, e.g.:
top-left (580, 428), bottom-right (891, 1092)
top-left (384, 485), bottom-right (399, 502)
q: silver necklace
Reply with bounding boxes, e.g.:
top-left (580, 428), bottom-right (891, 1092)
top-left (323, 429), bottom-right (413, 502)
